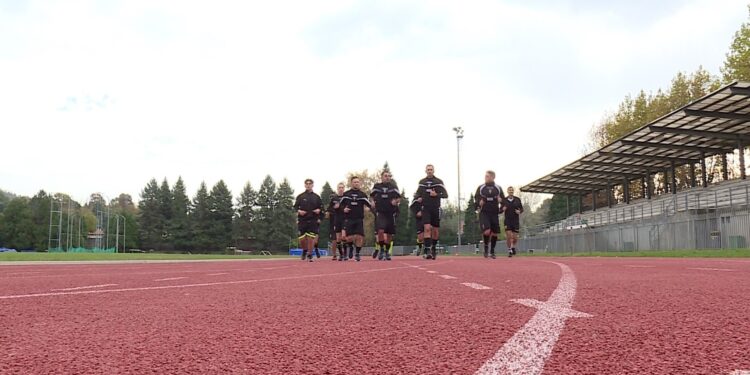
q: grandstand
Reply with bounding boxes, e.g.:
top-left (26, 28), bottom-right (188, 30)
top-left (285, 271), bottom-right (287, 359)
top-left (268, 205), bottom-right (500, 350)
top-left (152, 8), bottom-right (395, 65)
top-left (521, 81), bottom-right (750, 253)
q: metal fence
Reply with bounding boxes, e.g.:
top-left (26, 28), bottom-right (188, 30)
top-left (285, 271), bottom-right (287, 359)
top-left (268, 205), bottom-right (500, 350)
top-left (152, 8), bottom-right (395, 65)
top-left (520, 179), bottom-right (750, 253)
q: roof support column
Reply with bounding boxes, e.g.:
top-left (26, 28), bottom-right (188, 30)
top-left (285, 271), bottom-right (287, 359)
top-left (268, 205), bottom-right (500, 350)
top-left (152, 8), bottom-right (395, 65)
top-left (578, 195), bottom-right (583, 214)
top-left (689, 163), bottom-right (696, 188)
top-left (739, 140), bottom-right (747, 180)
top-left (664, 168), bottom-right (670, 193)
top-left (721, 154), bottom-right (729, 181)
top-left (592, 190), bottom-right (597, 211)
top-left (670, 160), bottom-right (677, 195)
top-left (646, 170), bottom-right (653, 200)
top-left (623, 178), bottom-right (630, 204)
top-left (641, 177), bottom-right (647, 199)
top-left (566, 195), bottom-right (570, 217)
top-left (700, 151), bottom-right (708, 188)
top-left (607, 182), bottom-right (613, 208)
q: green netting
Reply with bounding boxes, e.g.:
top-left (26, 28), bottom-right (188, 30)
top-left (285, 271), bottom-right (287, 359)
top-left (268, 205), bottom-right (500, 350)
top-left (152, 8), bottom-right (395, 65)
top-left (47, 247), bottom-right (117, 253)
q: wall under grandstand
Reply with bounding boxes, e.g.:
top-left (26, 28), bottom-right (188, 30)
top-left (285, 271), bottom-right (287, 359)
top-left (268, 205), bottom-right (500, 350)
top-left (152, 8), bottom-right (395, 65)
top-left (520, 179), bottom-right (750, 253)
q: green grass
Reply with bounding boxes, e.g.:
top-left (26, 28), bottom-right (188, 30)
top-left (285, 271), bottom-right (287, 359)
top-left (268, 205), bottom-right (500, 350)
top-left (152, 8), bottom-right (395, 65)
top-left (519, 248), bottom-right (750, 258)
top-left (0, 252), bottom-right (289, 262)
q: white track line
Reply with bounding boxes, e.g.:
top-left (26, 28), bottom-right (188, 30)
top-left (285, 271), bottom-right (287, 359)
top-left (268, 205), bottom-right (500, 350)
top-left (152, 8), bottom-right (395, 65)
top-left (462, 282), bottom-right (491, 290)
top-left (624, 265), bottom-right (656, 268)
top-left (439, 275), bottom-right (457, 280)
top-left (51, 284), bottom-right (118, 292)
top-left (0, 265), bottom-right (414, 300)
top-left (426, 270), bottom-right (438, 274)
top-left (207, 273), bottom-right (228, 276)
top-left (475, 262), bottom-right (591, 375)
top-left (730, 371), bottom-right (750, 375)
top-left (154, 277), bottom-right (188, 282)
top-left (687, 267), bottom-right (737, 272)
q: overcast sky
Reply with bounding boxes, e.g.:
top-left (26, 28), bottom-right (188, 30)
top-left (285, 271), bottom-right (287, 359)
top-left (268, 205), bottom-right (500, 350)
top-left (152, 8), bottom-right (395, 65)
top-left (0, 0), bottom-right (746, 205)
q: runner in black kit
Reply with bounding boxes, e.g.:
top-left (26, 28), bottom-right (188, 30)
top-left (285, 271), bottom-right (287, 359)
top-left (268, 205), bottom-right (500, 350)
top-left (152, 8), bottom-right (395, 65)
top-left (370, 171), bottom-right (401, 261)
top-left (410, 196), bottom-right (424, 257)
top-left (341, 176), bottom-right (371, 262)
top-left (327, 182), bottom-right (347, 261)
top-left (293, 179), bottom-right (324, 262)
top-left (474, 170), bottom-right (505, 259)
top-left (502, 186), bottom-right (524, 257)
top-left (415, 164), bottom-right (448, 260)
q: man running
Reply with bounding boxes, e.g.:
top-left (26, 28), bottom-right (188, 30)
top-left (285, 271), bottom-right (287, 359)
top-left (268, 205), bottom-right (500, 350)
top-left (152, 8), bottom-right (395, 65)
top-left (502, 186), bottom-right (523, 257)
top-left (474, 171), bottom-right (505, 259)
top-left (341, 176), bottom-right (371, 262)
top-left (293, 179), bottom-right (323, 262)
top-left (410, 196), bottom-right (424, 257)
top-left (327, 182), bottom-right (347, 261)
top-left (370, 171), bottom-right (401, 261)
top-left (416, 164), bottom-right (448, 260)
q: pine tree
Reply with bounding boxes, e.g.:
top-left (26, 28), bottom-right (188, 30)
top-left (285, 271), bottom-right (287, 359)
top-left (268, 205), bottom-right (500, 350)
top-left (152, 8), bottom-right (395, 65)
top-left (273, 179), bottom-right (296, 251)
top-left (28, 190), bottom-right (52, 250)
top-left (209, 180), bottom-right (234, 251)
top-left (722, 6), bottom-right (750, 82)
top-left (234, 182), bottom-right (258, 248)
top-left (138, 178), bottom-right (161, 250)
top-left (462, 194), bottom-right (480, 245)
top-left (255, 175), bottom-right (277, 251)
top-left (191, 182), bottom-right (212, 251)
top-left (156, 178), bottom-right (173, 249)
top-left (0, 197), bottom-right (35, 249)
top-left (394, 189), bottom-right (411, 246)
top-left (318, 182), bottom-right (334, 247)
top-left (171, 177), bottom-right (192, 251)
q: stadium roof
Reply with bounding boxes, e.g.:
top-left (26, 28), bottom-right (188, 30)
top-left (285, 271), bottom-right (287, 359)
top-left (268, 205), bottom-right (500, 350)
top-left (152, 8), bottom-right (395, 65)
top-left (522, 81), bottom-right (750, 196)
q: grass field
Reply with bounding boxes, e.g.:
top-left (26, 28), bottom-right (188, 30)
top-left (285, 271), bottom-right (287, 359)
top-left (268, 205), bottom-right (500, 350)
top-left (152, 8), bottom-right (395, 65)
top-left (0, 252), bottom-right (288, 262)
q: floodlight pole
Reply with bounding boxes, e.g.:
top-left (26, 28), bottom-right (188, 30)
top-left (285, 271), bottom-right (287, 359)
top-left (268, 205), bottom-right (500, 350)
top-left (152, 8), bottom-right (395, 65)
top-left (453, 127), bottom-right (464, 246)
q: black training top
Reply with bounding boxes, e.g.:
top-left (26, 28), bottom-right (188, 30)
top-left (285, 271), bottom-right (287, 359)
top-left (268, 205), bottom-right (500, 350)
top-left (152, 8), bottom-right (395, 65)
top-left (294, 191), bottom-right (323, 222)
top-left (474, 182), bottom-right (505, 215)
top-left (410, 198), bottom-right (422, 217)
top-left (341, 188), bottom-right (371, 220)
top-left (370, 181), bottom-right (401, 214)
top-left (327, 194), bottom-right (345, 220)
top-left (416, 176), bottom-right (448, 209)
top-left (502, 196), bottom-right (524, 222)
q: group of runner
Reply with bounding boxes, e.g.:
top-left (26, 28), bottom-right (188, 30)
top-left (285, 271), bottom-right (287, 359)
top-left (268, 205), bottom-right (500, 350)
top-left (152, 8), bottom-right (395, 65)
top-left (293, 165), bottom-right (523, 262)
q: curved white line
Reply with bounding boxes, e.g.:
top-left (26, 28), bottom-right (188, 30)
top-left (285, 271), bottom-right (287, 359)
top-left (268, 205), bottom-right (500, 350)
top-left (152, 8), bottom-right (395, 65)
top-left (476, 262), bottom-right (591, 375)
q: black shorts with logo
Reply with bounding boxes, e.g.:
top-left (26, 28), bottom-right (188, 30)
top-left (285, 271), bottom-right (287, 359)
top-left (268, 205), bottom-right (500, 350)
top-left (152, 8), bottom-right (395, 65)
top-left (298, 220), bottom-right (319, 237)
top-left (375, 212), bottom-right (397, 235)
top-left (344, 218), bottom-right (365, 236)
top-left (504, 217), bottom-right (520, 233)
top-left (421, 206), bottom-right (440, 228)
top-left (479, 212), bottom-right (500, 234)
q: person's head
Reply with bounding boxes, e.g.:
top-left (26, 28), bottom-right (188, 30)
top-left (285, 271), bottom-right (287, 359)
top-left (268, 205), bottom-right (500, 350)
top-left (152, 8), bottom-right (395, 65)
top-left (350, 176), bottom-right (361, 190)
top-left (485, 170), bottom-right (495, 184)
top-left (304, 179), bottom-right (314, 192)
top-left (381, 170), bottom-right (392, 184)
top-left (425, 164), bottom-right (435, 177)
top-left (507, 186), bottom-right (515, 197)
top-left (336, 182), bottom-right (345, 195)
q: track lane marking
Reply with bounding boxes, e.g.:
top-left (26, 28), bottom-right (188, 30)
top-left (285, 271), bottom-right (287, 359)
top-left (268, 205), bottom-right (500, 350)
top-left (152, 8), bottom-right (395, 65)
top-left (51, 284), bottom-right (118, 292)
top-left (730, 371), bottom-right (750, 375)
top-left (426, 270), bottom-right (438, 274)
top-left (439, 275), bottom-right (457, 280)
top-left (0, 265), bottom-right (415, 300)
top-left (687, 267), bottom-right (737, 272)
top-left (207, 273), bottom-right (228, 276)
top-left (154, 277), bottom-right (188, 282)
top-left (624, 265), bottom-right (656, 268)
top-left (462, 282), bottom-right (491, 290)
top-left (476, 262), bottom-right (591, 375)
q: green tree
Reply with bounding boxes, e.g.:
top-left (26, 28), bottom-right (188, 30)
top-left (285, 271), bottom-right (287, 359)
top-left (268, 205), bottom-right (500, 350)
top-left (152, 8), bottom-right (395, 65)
top-left (545, 194), bottom-right (580, 223)
top-left (722, 6), bottom-right (750, 82)
top-left (255, 175), bottom-right (278, 251)
top-left (28, 190), bottom-right (53, 250)
top-left (190, 182), bottom-right (212, 251)
top-left (0, 198), bottom-right (35, 249)
top-left (157, 178), bottom-right (173, 249)
top-left (208, 180), bottom-right (234, 251)
top-left (234, 182), bottom-right (258, 248)
top-left (272, 179), bottom-right (296, 251)
top-left (318, 182), bottom-right (334, 247)
top-left (171, 177), bottom-right (192, 251)
top-left (138, 178), bottom-right (161, 250)
top-left (462, 194), bottom-right (480, 245)
top-left (394, 189), bottom-right (411, 246)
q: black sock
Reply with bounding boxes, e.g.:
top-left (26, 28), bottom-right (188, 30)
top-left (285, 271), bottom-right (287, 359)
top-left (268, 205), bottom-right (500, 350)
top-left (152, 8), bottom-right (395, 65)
top-left (337, 243), bottom-right (344, 257)
top-left (424, 238), bottom-right (432, 251)
top-left (348, 243), bottom-right (354, 258)
top-left (355, 247), bottom-right (362, 256)
top-left (491, 237), bottom-right (497, 254)
top-left (483, 235), bottom-right (490, 253)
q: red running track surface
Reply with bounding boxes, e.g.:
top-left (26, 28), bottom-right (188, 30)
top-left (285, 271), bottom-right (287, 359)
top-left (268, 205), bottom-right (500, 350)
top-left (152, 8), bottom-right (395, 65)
top-left (1, 256), bottom-right (749, 374)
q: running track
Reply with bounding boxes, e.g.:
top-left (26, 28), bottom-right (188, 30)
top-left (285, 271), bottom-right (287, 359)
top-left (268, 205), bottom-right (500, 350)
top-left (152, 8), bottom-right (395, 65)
top-left (1, 257), bottom-right (749, 374)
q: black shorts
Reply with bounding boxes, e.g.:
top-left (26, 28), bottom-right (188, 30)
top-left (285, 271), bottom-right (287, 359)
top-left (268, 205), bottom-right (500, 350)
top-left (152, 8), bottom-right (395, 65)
top-left (479, 212), bottom-right (500, 234)
top-left (375, 212), bottom-right (397, 235)
top-left (415, 217), bottom-right (424, 234)
top-left (421, 206), bottom-right (440, 228)
top-left (344, 218), bottom-right (365, 236)
top-left (504, 218), bottom-right (520, 233)
top-left (333, 216), bottom-right (344, 233)
top-left (298, 220), bottom-right (319, 237)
